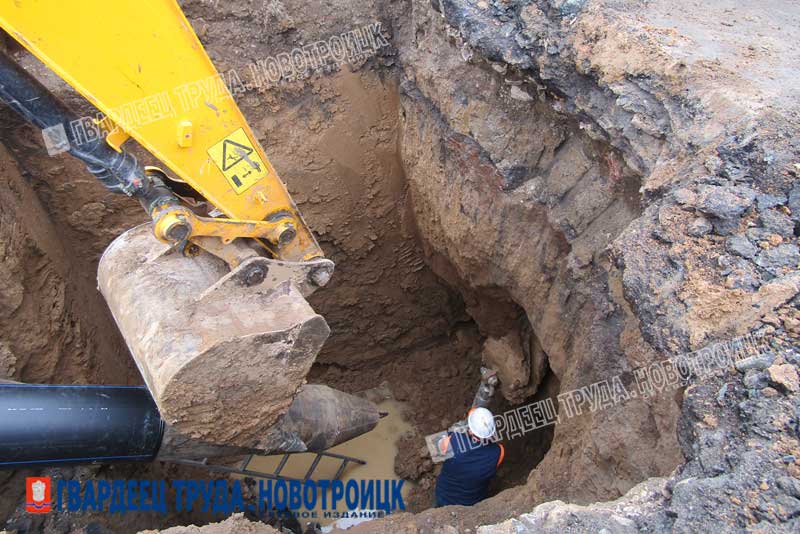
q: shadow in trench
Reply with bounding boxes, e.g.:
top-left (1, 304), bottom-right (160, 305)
top-left (488, 367), bottom-right (561, 494)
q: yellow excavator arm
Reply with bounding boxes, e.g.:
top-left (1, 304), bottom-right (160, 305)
top-left (0, 1), bottom-right (376, 455)
top-left (0, 0), bottom-right (322, 263)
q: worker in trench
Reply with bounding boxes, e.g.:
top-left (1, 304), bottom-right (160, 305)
top-left (434, 407), bottom-right (505, 507)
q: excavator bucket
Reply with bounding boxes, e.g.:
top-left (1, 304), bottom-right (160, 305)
top-left (98, 225), bottom-right (332, 450)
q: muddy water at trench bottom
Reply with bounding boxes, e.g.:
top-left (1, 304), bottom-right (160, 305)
top-left (246, 398), bottom-right (414, 526)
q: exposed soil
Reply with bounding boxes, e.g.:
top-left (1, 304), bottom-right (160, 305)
top-left (0, 4), bottom-right (499, 528)
top-left (1, 0), bottom-right (799, 533)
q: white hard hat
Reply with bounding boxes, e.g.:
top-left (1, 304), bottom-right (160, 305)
top-left (467, 407), bottom-right (496, 439)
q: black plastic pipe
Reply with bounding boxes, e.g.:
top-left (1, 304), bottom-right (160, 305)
top-left (0, 384), bottom-right (164, 468)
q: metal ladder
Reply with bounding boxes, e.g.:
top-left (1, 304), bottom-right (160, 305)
top-left (245, 450), bottom-right (366, 482)
top-left (167, 450), bottom-right (366, 483)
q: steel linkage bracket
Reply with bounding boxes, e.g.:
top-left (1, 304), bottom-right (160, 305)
top-left (198, 256), bottom-right (335, 302)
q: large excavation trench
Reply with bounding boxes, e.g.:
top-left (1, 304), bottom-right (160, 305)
top-left (1, 0), bottom-right (754, 531)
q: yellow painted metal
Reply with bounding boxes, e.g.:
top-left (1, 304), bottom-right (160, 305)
top-left (176, 120), bottom-right (193, 148)
top-left (95, 117), bottom-right (130, 152)
top-left (189, 236), bottom-right (259, 269)
top-left (151, 205), bottom-right (294, 247)
top-left (0, 0), bottom-right (322, 262)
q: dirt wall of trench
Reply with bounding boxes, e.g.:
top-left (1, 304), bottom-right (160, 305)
top-left (392, 0), bottom-right (685, 506)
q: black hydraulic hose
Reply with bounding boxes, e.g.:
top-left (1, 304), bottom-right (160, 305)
top-left (0, 384), bottom-right (164, 468)
top-left (0, 51), bottom-right (170, 203)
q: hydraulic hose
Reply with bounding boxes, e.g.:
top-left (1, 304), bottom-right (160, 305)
top-left (0, 384), bottom-right (164, 468)
top-left (0, 50), bottom-right (176, 210)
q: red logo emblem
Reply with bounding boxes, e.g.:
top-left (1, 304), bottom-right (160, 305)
top-left (26, 477), bottom-right (51, 513)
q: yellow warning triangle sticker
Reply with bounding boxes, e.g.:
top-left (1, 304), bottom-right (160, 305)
top-left (207, 128), bottom-right (268, 194)
top-left (221, 139), bottom-right (255, 171)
